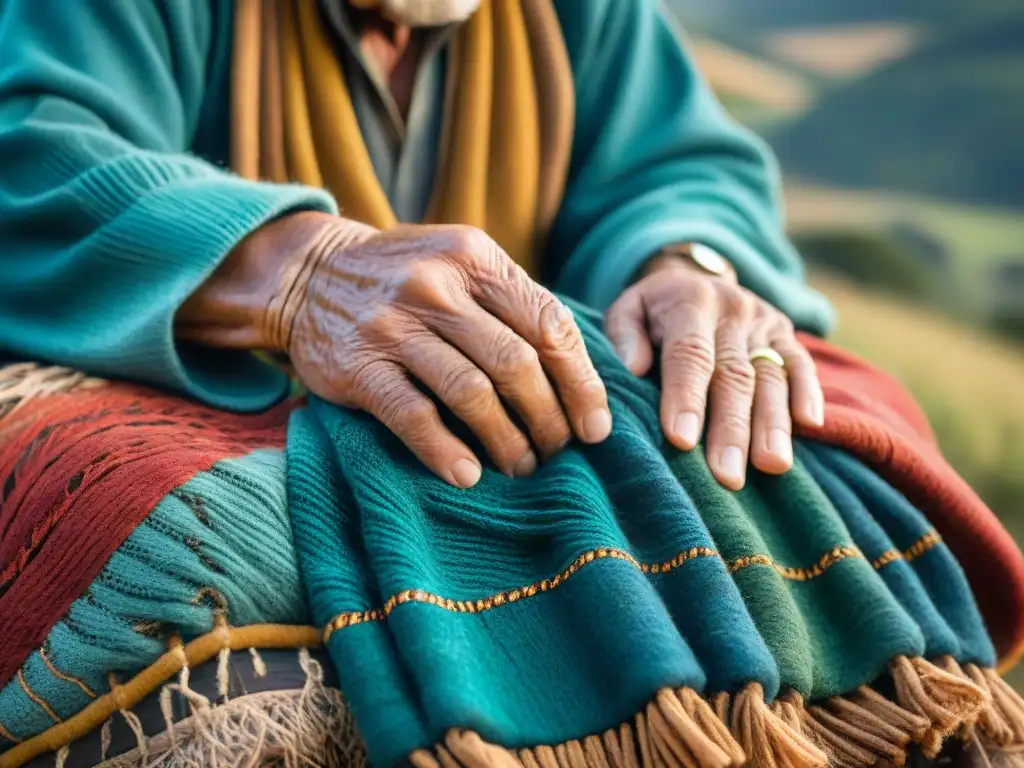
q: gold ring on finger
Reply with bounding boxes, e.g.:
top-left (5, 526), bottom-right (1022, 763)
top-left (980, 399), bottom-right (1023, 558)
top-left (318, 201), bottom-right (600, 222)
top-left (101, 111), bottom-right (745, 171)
top-left (749, 347), bottom-right (785, 369)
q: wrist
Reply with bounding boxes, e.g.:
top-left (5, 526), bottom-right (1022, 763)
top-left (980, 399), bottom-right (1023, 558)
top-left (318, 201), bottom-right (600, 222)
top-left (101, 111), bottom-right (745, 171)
top-left (176, 211), bottom-right (374, 355)
top-left (643, 243), bottom-right (737, 283)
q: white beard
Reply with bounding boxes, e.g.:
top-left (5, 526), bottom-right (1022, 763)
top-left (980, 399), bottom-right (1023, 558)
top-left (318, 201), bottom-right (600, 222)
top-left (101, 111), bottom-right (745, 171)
top-left (377, 0), bottom-right (481, 26)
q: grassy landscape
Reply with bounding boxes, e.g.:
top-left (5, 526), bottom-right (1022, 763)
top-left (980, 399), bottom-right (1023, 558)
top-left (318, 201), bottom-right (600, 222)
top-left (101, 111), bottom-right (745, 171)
top-left (681, 1), bottom-right (1024, 684)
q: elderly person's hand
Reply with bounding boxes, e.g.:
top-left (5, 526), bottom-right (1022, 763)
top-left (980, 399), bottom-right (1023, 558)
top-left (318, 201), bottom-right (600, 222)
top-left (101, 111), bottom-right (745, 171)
top-left (605, 248), bottom-right (824, 490)
top-left (265, 214), bottom-right (612, 488)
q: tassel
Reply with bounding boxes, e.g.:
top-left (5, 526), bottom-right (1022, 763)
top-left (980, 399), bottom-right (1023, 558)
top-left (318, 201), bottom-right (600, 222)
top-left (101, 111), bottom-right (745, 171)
top-left (728, 684), bottom-right (829, 768)
top-left (848, 686), bottom-right (930, 743)
top-left (797, 704), bottom-right (878, 768)
top-left (933, 656), bottom-right (981, 737)
top-left (678, 689), bottom-right (745, 767)
top-left (770, 691), bottom-right (806, 734)
top-left (808, 704), bottom-right (907, 766)
top-left (535, 746), bottom-right (560, 768)
top-left (586, 734), bottom-right (614, 768)
top-left (656, 689), bottom-right (739, 768)
top-left (445, 730), bottom-right (521, 768)
top-left (979, 667), bottom-right (1024, 745)
top-left (249, 647), bottom-right (268, 677)
top-left (602, 729), bottom-right (625, 768)
top-left (216, 646), bottom-right (231, 699)
top-left (637, 712), bottom-right (655, 768)
top-left (648, 704), bottom-right (690, 768)
top-left (889, 656), bottom-right (987, 743)
top-left (620, 722), bottom-right (640, 768)
top-left (100, 718), bottom-right (113, 762)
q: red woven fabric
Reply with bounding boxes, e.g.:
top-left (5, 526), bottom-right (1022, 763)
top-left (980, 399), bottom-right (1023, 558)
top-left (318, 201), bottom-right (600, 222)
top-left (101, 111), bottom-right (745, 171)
top-left (0, 383), bottom-right (289, 687)
top-left (797, 333), bottom-right (1024, 667)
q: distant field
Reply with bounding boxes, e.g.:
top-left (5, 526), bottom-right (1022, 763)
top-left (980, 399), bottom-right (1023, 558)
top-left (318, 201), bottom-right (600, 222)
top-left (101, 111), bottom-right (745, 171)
top-left (764, 24), bottom-right (921, 78)
top-left (787, 182), bottom-right (1024, 317)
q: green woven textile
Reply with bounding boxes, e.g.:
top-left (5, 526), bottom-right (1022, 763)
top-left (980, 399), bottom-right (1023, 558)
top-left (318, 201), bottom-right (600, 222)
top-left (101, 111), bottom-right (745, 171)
top-left (286, 301), bottom-right (997, 767)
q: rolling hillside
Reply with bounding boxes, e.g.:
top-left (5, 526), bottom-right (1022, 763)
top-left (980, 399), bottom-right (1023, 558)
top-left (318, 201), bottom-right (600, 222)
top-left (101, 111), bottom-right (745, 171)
top-left (771, 14), bottom-right (1024, 208)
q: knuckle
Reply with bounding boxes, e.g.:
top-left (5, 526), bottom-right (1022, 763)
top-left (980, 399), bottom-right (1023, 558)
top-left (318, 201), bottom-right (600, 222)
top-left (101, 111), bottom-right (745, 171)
top-left (533, 413), bottom-right (572, 452)
top-left (537, 296), bottom-right (580, 352)
top-left (442, 366), bottom-right (495, 413)
top-left (754, 362), bottom-right (788, 388)
top-left (718, 284), bottom-right (753, 320)
top-left (714, 412), bottom-right (752, 439)
top-left (493, 337), bottom-right (541, 379)
top-left (389, 397), bottom-right (438, 437)
top-left (398, 261), bottom-right (460, 311)
top-left (773, 314), bottom-right (795, 336)
top-left (445, 225), bottom-right (497, 265)
top-left (715, 358), bottom-right (757, 389)
top-left (663, 337), bottom-right (715, 377)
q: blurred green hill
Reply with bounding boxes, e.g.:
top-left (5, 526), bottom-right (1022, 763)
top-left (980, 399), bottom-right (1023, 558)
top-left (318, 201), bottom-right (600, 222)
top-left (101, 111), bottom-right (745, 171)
top-left (675, 2), bottom-right (1024, 562)
top-left (772, 13), bottom-right (1024, 208)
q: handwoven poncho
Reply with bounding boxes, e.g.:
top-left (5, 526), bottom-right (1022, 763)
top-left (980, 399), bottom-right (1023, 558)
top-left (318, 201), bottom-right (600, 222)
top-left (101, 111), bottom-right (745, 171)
top-left (286, 300), bottom-right (1015, 768)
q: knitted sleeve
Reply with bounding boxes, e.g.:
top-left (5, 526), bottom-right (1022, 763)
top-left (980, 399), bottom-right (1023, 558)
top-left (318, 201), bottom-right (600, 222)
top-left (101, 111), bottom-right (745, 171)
top-left (0, 0), bottom-right (337, 410)
top-left (548, 0), bottom-right (834, 335)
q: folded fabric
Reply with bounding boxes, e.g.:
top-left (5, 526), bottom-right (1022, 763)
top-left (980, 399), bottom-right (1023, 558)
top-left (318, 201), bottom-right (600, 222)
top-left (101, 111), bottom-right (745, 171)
top-left (3, 308), bottom-right (1024, 768)
top-left (287, 300), bottom-right (1024, 768)
top-left (0, 366), bottom-right (330, 767)
top-left (796, 334), bottom-right (1024, 669)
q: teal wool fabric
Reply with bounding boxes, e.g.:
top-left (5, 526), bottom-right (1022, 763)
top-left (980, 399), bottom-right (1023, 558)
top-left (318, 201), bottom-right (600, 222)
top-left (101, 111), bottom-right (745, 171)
top-left (801, 443), bottom-right (996, 668)
top-left (0, 450), bottom-right (304, 749)
top-left (0, 0), bottom-right (831, 412)
top-left (286, 301), bottom-right (996, 767)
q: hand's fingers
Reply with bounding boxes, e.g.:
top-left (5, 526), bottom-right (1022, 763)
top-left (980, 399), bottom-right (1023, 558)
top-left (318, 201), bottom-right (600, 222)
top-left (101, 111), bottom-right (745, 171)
top-left (426, 299), bottom-right (573, 460)
top-left (605, 287), bottom-right (655, 376)
top-left (773, 334), bottom-right (824, 428)
top-left (353, 360), bottom-right (482, 488)
top-left (474, 276), bottom-right (612, 445)
top-left (749, 347), bottom-right (793, 476)
top-left (656, 287), bottom-right (718, 451)
top-left (705, 321), bottom-right (756, 490)
top-left (400, 332), bottom-right (538, 477)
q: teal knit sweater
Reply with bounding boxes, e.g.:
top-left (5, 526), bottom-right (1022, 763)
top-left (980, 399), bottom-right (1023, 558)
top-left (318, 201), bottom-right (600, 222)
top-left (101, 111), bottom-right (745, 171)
top-left (0, 0), bottom-right (833, 411)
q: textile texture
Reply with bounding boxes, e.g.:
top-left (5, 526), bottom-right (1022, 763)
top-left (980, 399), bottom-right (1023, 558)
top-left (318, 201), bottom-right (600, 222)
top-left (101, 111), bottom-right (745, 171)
top-left (286, 300), bottom-right (1024, 768)
top-left (3, 303), bottom-right (1024, 766)
top-left (794, 334), bottom-right (1024, 668)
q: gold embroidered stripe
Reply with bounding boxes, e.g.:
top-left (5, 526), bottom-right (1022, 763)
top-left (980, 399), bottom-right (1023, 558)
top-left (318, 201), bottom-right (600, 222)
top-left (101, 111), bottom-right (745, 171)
top-left (38, 649), bottom-right (96, 699)
top-left (15, 671), bottom-right (59, 724)
top-left (314, 532), bottom-right (942, 643)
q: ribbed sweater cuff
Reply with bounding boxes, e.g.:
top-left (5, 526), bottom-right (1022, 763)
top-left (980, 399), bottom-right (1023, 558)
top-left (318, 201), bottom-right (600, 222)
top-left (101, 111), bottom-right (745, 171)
top-left (60, 154), bottom-right (338, 410)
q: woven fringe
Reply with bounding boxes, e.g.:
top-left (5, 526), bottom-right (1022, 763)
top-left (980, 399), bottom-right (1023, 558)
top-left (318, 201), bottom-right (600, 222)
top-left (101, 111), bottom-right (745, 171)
top-left (103, 650), bottom-right (364, 768)
top-left (966, 665), bottom-right (1024, 749)
top-left (411, 684), bottom-right (837, 768)
top-left (889, 656), bottom-right (988, 756)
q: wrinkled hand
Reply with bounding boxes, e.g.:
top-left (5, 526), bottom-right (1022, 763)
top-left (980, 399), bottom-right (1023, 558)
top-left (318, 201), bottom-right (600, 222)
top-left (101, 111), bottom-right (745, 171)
top-left (283, 217), bottom-right (612, 488)
top-left (605, 254), bottom-right (824, 490)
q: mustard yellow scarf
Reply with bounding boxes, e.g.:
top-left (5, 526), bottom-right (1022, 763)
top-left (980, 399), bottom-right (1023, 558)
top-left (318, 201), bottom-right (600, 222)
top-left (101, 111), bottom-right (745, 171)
top-left (230, 0), bottom-right (574, 274)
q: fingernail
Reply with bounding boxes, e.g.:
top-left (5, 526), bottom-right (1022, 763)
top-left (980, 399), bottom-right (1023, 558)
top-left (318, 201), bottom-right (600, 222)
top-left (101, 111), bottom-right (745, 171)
top-left (451, 458), bottom-right (482, 488)
top-left (583, 408), bottom-right (613, 443)
top-left (616, 341), bottom-right (636, 368)
top-left (812, 395), bottom-right (825, 426)
top-left (719, 446), bottom-right (745, 486)
top-left (673, 412), bottom-right (700, 448)
top-left (768, 429), bottom-right (793, 466)
top-left (513, 450), bottom-right (538, 478)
